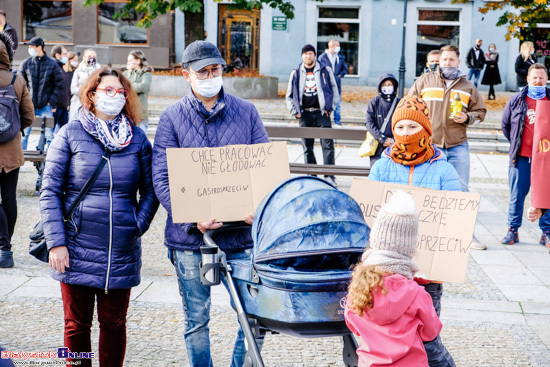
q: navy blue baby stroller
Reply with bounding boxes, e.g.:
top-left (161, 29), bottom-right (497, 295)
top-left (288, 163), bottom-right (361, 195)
top-left (200, 176), bottom-right (370, 367)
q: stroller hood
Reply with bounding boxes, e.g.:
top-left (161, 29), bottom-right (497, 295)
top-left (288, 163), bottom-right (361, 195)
top-left (252, 176), bottom-right (369, 266)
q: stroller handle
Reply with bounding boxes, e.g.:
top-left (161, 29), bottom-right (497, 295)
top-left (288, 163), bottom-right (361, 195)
top-left (203, 221), bottom-right (251, 248)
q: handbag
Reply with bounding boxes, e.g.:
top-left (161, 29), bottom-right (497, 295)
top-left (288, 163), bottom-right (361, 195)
top-left (29, 149), bottom-right (112, 263)
top-left (359, 97), bottom-right (398, 158)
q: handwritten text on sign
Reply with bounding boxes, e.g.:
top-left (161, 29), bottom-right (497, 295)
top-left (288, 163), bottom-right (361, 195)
top-left (167, 142), bottom-right (290, 223)
top-left (349, 179), bottom-right (481, 283)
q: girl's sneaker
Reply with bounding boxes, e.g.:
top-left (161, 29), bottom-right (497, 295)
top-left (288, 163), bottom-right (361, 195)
top-left (501, 228), bottom-right (519, 245)
top-left (539, 232), bottom-right (550, 247)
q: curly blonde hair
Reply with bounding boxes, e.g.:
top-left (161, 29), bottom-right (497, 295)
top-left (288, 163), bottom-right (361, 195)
top-left (347, 263), bottom-right (392, 317)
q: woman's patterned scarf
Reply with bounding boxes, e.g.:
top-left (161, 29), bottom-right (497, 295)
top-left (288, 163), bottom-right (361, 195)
top-left (390, 130), bottom-right (435, 166)
top-left (79, 107), bottom-right (133, 151)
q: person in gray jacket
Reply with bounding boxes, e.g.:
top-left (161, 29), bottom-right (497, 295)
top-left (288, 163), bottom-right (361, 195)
top-left (124, 50), bottom-right (152, 133)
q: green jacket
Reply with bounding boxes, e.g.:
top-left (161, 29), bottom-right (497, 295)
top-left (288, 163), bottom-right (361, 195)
top-left (124, 68), bottom-right (152, 117)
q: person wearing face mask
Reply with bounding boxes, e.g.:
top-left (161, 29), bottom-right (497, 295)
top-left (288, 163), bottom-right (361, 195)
top-left (318, 39), bottom-right (348, 126)
top-left (19, 37), bottom-right (63, 151)
top-left (466, 39), bottom-right (485, 87)
top-left (286, 44), bottom-right (339, 187)
top-left (40, 67), bottom-right (159, 367)
top-left (152, 40), bottom-right (268, 367)
top-left (424, 50), bottom-right (440, 74)
top-left (408, 45), bottom-right (487, 251)
top-left (515, 41), bottom-right (537, 90)
top-left (0, 10), bottom-right (18, 51)
top-left (69, 49), bottom-right (101, 122)
top-left (365, 73), bottom-right (400, 166)
top-left (481, 43), bottom-right (501, 100)
top-left (123, 50), bottom-right (152, 133)
top-left (51, 45), bottom-right (70, 131)
top-left (501, 63), bottom-right (550, 247)
top-left (368, 95), bottom-right (460, 367)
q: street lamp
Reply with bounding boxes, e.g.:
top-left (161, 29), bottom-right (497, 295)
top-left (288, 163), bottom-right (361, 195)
top-left (398, 0), bottom-right (408, 98)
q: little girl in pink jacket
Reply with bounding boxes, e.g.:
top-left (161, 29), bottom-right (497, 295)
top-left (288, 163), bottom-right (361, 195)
top-left (345, 191), bottom-right (442, 367)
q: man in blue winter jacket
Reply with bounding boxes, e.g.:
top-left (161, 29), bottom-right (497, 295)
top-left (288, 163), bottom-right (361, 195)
top-left (318, 39), bottom-right (348, 126)
top-left (152, 41), bottom-right (268, 367)
top-left (286, 44), bottom-right (339, 186)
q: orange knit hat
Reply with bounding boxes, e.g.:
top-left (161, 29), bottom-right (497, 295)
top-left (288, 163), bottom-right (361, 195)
top-left (391, 96), bottom-right (432, 136)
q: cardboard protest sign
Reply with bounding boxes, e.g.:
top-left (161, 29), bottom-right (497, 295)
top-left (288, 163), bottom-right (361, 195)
top-left (532, 100), bottom-right (550, 210)
top-left (349, 178), bottom-right (481, 283)
top-left (167, 141), bottom-right (290, 223)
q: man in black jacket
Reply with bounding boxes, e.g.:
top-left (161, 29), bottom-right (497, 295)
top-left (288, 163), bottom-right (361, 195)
top-left (466, 39), bottom-right (485, 87)
top-left (51, 45), bottom-right (70, 131)
top-left (0, 10), bottom-right (18, 50)
top-left (19, 37), bottom-right (63, 151)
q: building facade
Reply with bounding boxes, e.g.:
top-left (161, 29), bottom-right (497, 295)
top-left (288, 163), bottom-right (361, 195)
top-left (194, 0), bottom-right (526, 91)
top-left (4, 0), bottom-right (173, 68)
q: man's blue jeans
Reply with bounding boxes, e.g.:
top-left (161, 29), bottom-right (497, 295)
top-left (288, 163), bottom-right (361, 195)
top-left (467, 68), bottom-right (481, 87)
top-left (169, 248), bottom-right (264, 367)
top-left (507, 156), bottom-right (550, 232)
top-left (21, 106), bottom-right (54, 151)
top-left (440, 141), bottom-right (470, 192)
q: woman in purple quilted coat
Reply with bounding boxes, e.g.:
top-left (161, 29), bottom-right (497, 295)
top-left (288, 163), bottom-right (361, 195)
top-left (40, 67), bottom-right (158, 367)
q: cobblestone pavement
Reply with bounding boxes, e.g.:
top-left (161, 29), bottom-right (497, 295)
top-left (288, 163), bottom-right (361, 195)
top-left (2, 136), bottom-right (550, 366)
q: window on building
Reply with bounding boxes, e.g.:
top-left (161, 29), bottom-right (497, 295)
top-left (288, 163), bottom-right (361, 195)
top-left (23, 0), bottom-right (72, 42)
top-left (317, 7), bottom-right (360, 76)
top-left (98, 1), bottom-right (147, 44)
top-left (416, 9), bottom-right (460, 76)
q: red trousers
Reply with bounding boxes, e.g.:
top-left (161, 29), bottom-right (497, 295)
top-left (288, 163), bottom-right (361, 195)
top-left (60, 282), bottom-right (131, 367)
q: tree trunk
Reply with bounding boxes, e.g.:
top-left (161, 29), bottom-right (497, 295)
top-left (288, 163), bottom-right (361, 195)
top-left (184, 0), bottom-right (205, 47)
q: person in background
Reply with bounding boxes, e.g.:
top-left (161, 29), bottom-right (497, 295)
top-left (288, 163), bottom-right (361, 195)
top-left (466, 39), bottom-right (485, 87)
top-left (124, 50), bottom-right (152, 133)
top-left (63, 52), bottom-right (78, 96)
top-left (368, 95), bottom-right (459, 367)
top-left (481, 43), bottom-right (501, 100)
top-left (41, 67), bottom-right (158, 367)
top-left (0, 32), bottom-right (35, 268)
top-left (0, 10), bottom-right (17, 50)
top-left (424, 50), bottom-right (440, 74)
top-left (286, 44), bottom-right (339, 187)
top-left (501, 63), bottom-right (550, 247)
top-left (365, 73), bottom-right (400, 166)
top-left (345, 191), bottom-right (442, 367)
top-left (318, 39), bottom-right (348, 127)
top-left (69, 48), bottom-right (100, 122)
top-left (51, 45), bottom-right (70, 132)
top-left (515, 41), bottom-right (536, 91)
top-left (19, 37), bottom-right (63, 151)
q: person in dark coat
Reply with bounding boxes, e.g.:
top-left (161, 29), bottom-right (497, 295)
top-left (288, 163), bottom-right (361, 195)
top-left (0, 11), bottom-right (18, 50)
top-left (515, 41), bottom-right (536, 90)
top-left (51, 45), bottom-right (70, 131)
top-left (466, 39), bottom-right (485, 87)
top-left (40, 67), bottom-right (159, 367)
top-left (501, 63), bottom-right (550, 247)
top-left (481, 43), bottom-right (501, 100)
top-left (318, 39), bottom-right (348, 126)
top-left (365, 73), bottom-right (400, 166)
top-left (18, 37), bottom-right (63, 151)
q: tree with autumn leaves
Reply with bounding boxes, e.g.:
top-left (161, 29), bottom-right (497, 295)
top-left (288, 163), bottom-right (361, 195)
top-left (453, 0), bottom-right (550, 41)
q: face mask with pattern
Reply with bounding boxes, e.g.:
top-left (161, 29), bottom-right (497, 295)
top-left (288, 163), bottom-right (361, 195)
top-left (390, 129), bottom-right (435, 166)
